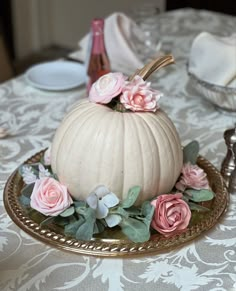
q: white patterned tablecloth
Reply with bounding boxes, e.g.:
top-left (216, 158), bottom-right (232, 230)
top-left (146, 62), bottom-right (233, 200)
top-left (1, 8), bottom-right (236, 291)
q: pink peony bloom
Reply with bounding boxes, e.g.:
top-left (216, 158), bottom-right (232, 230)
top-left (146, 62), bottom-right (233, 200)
top-left (30, 177), bottom-right (73, 216)
top-left (89, 72), bottom-right (126, 104)
top-left (120, 75), bottom-right (162, 112)
top-left (151, 193), bottom-right (191, 237)
top-left (175, 163), bottom-right (209, 191)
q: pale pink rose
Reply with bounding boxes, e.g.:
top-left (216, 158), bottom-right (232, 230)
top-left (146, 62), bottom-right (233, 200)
top-left (120, 75), bottom-right (162, 112)
top-left (175, 163), bottom-right (209, 191)
top-left (89, 72), bottom-right (126, 104)
top-left (44, 147), bottom-right (51, 166)
top-left (151, 193), bottom-right (191, 237)
top-left (30, 177), bottom-right (73, 216)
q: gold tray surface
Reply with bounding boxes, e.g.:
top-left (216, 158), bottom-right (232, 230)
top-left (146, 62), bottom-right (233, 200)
top-left (3, 150), bottom-right (229, 257)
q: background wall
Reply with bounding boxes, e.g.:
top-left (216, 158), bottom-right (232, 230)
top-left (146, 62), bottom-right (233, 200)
top-left (12, 0), bottom-right (166, 60)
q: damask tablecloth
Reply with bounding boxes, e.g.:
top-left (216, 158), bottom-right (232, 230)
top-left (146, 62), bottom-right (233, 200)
top-left (1, 8), bottom-right (236, 291)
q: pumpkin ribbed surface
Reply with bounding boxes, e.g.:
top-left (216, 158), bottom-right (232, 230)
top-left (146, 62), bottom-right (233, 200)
top-left (51, 99), bottom-right (183, 204)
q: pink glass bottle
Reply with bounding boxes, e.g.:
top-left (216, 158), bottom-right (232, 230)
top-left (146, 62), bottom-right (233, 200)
top-left (87, 18), bottom-right (110, 92)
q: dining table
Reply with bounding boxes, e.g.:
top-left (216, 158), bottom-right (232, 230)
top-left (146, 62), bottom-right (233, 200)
top-left (1, 8), bottom-right (236, 291)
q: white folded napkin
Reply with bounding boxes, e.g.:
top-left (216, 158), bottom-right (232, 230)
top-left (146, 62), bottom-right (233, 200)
top-left (188, 32), bottom-right (236, 87)
top-left (70, 13), bottom-right (144, 75)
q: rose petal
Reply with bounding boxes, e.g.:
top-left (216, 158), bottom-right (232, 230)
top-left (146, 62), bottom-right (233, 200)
top-left (105, 214), bottom-right (122, 227)
top-left (102, 192), bottom-right (119, 208)
top-left (96, 200), bottom-right (109, 219)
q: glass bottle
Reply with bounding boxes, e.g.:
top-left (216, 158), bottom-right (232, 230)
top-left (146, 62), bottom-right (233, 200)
top-left (87, 18), bottom-right (110, 92)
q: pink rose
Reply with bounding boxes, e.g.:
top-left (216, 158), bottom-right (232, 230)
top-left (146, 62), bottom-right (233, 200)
top-left (151, 193), bottom-right (191, 237)
top-left (89, 72), bottom-right (126, 104)
top-left (30, 177), bottom-right (73, 216)
top-left (120, 75), bottom-right (162, 112)
top-left (175, 163), bottom-right (209, 191)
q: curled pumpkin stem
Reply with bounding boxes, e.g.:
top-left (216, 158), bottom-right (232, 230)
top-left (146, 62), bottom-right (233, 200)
top-left (129, 55), bottom-right (175, 81)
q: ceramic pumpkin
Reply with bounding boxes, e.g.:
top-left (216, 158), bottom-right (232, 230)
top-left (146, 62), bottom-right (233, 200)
top-left (51, 98), bottom-right (183, 205)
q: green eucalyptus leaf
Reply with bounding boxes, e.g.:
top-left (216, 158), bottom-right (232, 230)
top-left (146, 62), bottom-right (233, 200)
top-left (183, 140), bottom-right (200, 164)
top-left (97, 220), bottom-right (106, 233)
top-left (18, 164), bottom-right (27, 176)
top-left (54, 216), bottom-right (70, 226)
top-left (75, 218), bottom-right (96, 241)
top-left (60, 206), bottom-right (75, 217)
top-left (112, 207), bottom-right (129, 219)
top-left (93, 222), bottom-right (99, 234)
top-left (29, 163), bottom-right (41, 170)
top-left (94, 220), bottom-right (105, 234)
top-left (21, 183), bottom-right (35, 198)
top-left (141, 201), bottom-right (154, 219)
top-left (74, 200), bottom-right (87, 208)
top-left (75, 205), bottom-right (87, 215)
top-left (182, 195), bottom-right (189, 203)
top-left (120, 186), bottom-right (141, 208)
top-left (76, 207), bottom-right (96, 220)
top-left (141, 201), bottom-right (155, 228)
top-left (124, 206), bottom-right (141, 216)
top-left (119, 217), bottom-right (150, 243)
top-left (40, 216), bottom-right (55, 226)
top-left (188, 201), bottom-right (211, 212)
top-left (19, 195), bottom-right (31, 206)
top-left (69, 216), bottom-right (77, 224)
top-left (185, 189), bottom-right (215, 202)
top-left (64, 218), bottom-right (85, 237)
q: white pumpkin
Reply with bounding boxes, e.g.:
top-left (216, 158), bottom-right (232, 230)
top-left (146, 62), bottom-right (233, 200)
top-left (51, 99), bottom-right (183, 205)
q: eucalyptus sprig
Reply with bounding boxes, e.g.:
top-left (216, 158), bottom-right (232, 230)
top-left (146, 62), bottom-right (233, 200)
top-left (52, 186), bottom-right (154, 243)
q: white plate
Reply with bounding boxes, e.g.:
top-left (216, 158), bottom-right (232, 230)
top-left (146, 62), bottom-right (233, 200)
top-left (25, 61), bottom-right (86, 91)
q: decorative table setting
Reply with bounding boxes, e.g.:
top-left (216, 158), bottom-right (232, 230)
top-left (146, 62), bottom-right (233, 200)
top-left (1, 8), bottom-right (236, 291)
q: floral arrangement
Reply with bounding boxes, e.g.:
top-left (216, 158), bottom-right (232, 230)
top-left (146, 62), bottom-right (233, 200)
top-left (88, 72), bottom-right (163, 112)
top-left (18, 140), bottom-right (215, 243)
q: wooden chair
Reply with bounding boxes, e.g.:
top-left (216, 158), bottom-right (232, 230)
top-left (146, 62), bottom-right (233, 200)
top-left (0, 34), bottom-right (14, 82)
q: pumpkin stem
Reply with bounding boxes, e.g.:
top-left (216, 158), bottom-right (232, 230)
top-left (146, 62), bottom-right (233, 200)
top-left (129, 55), bottom-right (175, 81)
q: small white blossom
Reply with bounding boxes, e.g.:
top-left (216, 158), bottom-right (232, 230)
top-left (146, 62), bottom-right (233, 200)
top-left (38, 163), bottom-right (51, 178)
top-left (21, 165), bottom-right (37, 184)
top-left (87, 185), bottom-right (121, 227)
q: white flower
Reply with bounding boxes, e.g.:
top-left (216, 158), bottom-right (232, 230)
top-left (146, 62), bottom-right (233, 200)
top-left (86, 185), bottom-right (121, 227)
top-left (38, 163), bottom-right (51, 178)
top-left (21, 163), bottom-right (51, 184)
top-left (21, 165), bottom-right (37, 184)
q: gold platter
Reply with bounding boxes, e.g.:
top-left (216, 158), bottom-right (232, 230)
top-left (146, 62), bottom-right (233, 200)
top-left (4, 150), bottom-right (228, 257)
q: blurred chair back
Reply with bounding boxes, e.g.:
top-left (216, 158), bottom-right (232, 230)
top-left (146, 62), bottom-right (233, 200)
top-left (0, 34), bottom-right (14, 82)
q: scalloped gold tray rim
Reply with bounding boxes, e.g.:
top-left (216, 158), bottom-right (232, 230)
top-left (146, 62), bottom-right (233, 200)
top-left (3, 150), bottom-right (229, 257)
